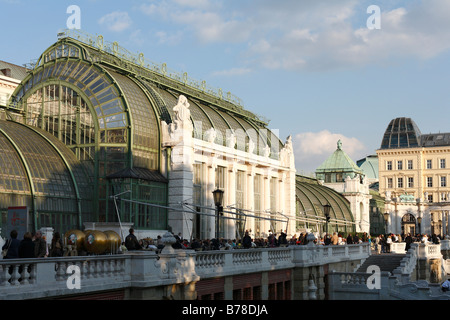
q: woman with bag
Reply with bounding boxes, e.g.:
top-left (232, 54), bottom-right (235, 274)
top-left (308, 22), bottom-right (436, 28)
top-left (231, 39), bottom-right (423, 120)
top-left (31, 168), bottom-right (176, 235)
top-left (50, 232), bottom-right (64, 257)
top-left (2, 230), bottom-right (20, 259)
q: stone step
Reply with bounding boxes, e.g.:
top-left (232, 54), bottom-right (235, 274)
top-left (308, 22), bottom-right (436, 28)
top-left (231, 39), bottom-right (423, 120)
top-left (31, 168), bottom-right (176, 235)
top-left (356, 254), bottom-right (406, 273)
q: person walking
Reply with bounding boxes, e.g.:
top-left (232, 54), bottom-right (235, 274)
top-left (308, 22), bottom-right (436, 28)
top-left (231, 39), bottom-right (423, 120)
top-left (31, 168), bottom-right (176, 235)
top-left (2, 230), bottom-right (20, 259)
top-left (386, 234), bottom-right (392, 253)
top-left (243, 230), bottom-right (252, 249)
top-left (125, 228), bottom-right (141, 251)
top-left (405, 233), bottom-right (413, 252)
top-left (50, 232), bottom-right (64, 257)
top-left (331, 232), bottom-right (339, 245)
top-left (346, 233), bottom-right (353, 245)
top-left (18, 232), bottom-right (35, 258)
top-left (375, 235), bottom-right (382, 254)
top-left (34, 230), bottom-right (47, 258)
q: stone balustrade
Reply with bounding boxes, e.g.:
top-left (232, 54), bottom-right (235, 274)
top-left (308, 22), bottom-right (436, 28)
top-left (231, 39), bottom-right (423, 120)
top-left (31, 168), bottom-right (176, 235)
top-left (0, 243), bottom-right (370, 300)
top-left (293, 243), bottom-right (370, 267)
top-left (328, 242), bottom-right (450, 300)
top-left (328, 270), bottom-right (450, 300)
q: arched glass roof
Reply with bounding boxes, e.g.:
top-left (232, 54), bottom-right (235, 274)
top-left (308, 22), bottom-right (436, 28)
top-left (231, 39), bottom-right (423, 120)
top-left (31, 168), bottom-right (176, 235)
top-left (0, 120), bottom-right (93, 230)
top-left (14, 33), bottom-right (284, 159)
top-left (295, 175), bottom-right (355, 232)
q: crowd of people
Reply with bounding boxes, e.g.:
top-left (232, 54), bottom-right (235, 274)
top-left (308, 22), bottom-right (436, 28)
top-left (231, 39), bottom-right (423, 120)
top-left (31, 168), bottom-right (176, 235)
top-left (3, 227), bottom-right (448, 258)
top-left (2, 229), bottom-right (64, 259)
top-left (129, 229), bottom-right (448, 255)
top-left (372, 232), bottom-right (443, 254)
top-left (127, 229), bottom-right (375, 252)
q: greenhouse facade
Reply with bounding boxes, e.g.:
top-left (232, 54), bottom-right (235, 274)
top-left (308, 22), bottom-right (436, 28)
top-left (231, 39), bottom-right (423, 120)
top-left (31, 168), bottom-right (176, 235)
top-left (1, 30), bottom-right (355, 240)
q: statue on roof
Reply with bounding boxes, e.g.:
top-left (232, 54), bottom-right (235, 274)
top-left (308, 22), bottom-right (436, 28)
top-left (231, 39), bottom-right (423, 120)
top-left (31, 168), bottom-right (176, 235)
top-left (165, 94), bottom-right (193, 143)
top-left (337, 139), bottom-right (342, 150)
top-left (226, 129), bottom-right (236, 148)
top-left (280, 135), bottom-right (294, 168)
top-left (173, 95), bottom-right (191, 125)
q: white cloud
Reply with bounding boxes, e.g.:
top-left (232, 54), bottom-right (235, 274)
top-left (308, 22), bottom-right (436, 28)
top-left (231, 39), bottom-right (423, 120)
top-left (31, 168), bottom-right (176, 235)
top-left (138, 0), bottom-right (450, 71)
top-left (98, 11), bottom-right (132, 32)
top-left (173, 0), bottom-right (211, 8)
top-left (292, 130), bottom-right (367, 175)
top-left (155, 30), bottom-right (184, 45)
top-left (211, 67), bottom-right (252, 77)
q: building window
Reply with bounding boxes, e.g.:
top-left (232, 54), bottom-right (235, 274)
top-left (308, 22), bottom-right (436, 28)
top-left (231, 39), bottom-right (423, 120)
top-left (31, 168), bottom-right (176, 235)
top-left (441, 159), bottom-right (446, 169)
top-left (408, 177), bottom-right (414, 188)
top-left (387, 178), bottom-right (393, 188)
top-left (441, 176), bottom-right (447, 187)
top-left (427, 177), bottom-right (433, 188)
top-left (215, 166), bottom-right (226, 189)
top-left (441, 193), bottom-right (448, 202)
top-left (427, 160), bottom-right (432, 169)
top-left (428, 194), bottom-right (434, 202)
top-left (397, 161), bottom-right (403, 170)
top-left (407, 160), bottom-right (413, 170)
top-left (193, 163), bottom-right (204, 238)
top-left (236, 171), bottom-right (245, 209)
top-left (387, 161), bottom-right (392, 171)
top-left (397, 177), bottom-right (403, 188)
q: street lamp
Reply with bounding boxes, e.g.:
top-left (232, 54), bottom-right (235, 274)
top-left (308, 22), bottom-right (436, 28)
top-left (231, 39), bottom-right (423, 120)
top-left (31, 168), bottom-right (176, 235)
top-left (323, 203), bottom-right (331, 235)
top-left (383, 211), bottom-right (390, 234)
top-left (212, 189), bottom-right (224, 238)
top-left (417, 216), bottom-right (422, 235)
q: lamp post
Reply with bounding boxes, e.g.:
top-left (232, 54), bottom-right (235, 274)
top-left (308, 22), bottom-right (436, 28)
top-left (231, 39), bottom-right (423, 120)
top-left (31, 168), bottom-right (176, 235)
top-left (417, 216), bottom-right (422, 235)
top-left (212, 189), bottom-right (224, 239)
top-left (323, 203), bottom-right (331, 235)
top-left (383, 211), bottom-right (390, 234)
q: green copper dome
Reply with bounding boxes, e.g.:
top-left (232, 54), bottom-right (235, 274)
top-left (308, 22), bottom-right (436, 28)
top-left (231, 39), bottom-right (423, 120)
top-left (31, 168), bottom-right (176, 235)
top-left (315, 140), bottom-right (364, 182)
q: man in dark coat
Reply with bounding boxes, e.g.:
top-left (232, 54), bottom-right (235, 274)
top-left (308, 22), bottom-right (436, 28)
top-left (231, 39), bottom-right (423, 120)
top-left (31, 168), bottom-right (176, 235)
top-left (124, 228), bottom-right (141, 251)
top-left (34, 230), bottom-right (47, 258)
top-left (2, 230), bottom-right (20, 259)
top-left (243, 231), bottom-right (252, 249)
top-left (346, 234), bottom-right (353, 245)
top-left (18, 232), bottom-right (35, 258)
top-left (405, 233), bottom-right (413, 252)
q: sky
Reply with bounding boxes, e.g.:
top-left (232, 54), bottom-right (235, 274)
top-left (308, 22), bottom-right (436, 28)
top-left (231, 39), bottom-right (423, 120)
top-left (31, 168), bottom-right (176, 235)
top-left (2, 0), bottom-right (450, 175)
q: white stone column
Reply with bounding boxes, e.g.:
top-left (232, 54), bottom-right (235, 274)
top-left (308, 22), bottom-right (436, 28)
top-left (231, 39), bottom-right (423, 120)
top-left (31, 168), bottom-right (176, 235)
top-left (263, 169), bottom-right (272, 236)
top-left (206, 158), bottom-right (217, 239)
top-left (443, 210), bottom-right (447, 237)
top-left (278, 172), bottom-right (286, 234)
top-left (162, 95), bottom-right (194, 238)
top-left (246, 165), bottom-right (255, 238)
top-left (447, 211), bottom-right (450, 237)
top-left (227, 161), bottom-right (237, 239)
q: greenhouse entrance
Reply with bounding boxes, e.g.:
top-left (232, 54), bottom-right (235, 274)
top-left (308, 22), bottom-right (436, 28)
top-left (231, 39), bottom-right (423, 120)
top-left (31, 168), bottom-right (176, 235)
top-left (401, 213), bottom-right (416, 236)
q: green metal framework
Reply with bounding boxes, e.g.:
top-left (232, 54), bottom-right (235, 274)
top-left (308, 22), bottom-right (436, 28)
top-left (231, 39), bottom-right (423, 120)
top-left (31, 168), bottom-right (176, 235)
top-left (295, 175), bottom-right (355, 234)
top-left (7, 38), bottom-right (164, 230)
top-left (0, 120), bottom-right (93, 234)
top-left (5, 30), bottom-right (286, 232)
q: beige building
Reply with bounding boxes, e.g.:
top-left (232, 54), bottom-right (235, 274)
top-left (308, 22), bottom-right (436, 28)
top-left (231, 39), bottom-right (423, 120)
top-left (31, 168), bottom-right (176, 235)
top-left (377, 117), bottom-right (450, 237)
top-left (0, 60), bottom-right (28, 107)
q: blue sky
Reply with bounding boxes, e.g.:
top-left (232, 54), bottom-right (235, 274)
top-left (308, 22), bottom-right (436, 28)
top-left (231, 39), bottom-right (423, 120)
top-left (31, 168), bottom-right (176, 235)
top-left (2, 0), bottom-right (450, 174)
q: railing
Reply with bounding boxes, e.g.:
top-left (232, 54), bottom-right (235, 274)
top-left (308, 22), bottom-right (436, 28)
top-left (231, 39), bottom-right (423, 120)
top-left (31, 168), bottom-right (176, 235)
top-left (294, 243), bottom-right (370, 267)
top-left (328, 243), bottom-right (450, 300)
top-left (0, 244), bottom-right (370, 300)
top-left (328, 270), bottom-right (450, 300)
top-left (0, 255), bottom-right (131, 299)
